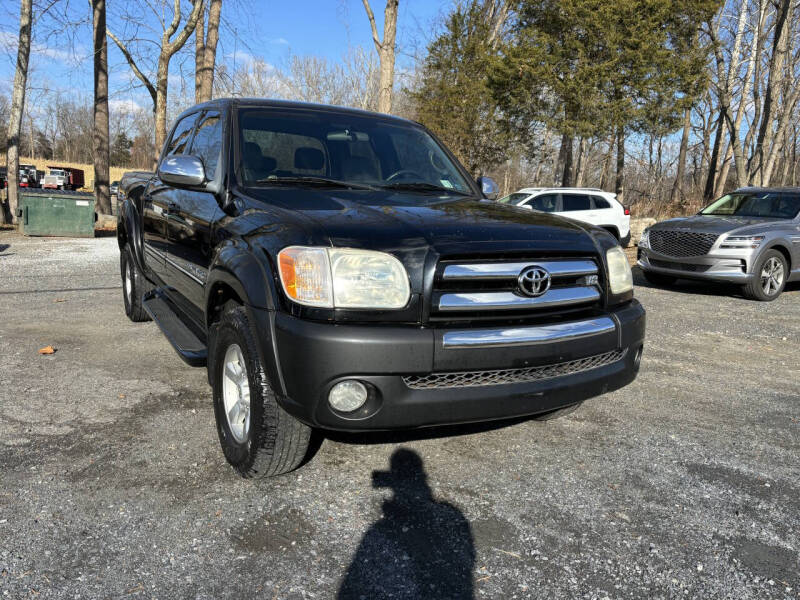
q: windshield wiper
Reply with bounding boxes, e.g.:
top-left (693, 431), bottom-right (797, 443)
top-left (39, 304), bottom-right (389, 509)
top-left (254, 176), bottom-right (377, 190)
top-left (379, 182), bottom-right (471, 196)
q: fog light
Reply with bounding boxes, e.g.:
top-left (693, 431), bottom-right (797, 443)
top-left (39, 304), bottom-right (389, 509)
top-left (328, 380), bottom-right (368, 412)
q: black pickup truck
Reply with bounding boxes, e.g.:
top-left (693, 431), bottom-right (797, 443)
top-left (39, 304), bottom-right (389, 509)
top-left (117, 99), bottom-right (645, 478)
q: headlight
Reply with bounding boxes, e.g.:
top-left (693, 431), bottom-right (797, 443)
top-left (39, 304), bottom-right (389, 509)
top-left (719, 235), bottom-right (764, 249)
top-left (606, 246), bottom-right (633, 295)
top-left (639, 229), bottom-right (650, 248)
top-left (277, 246), bottom-right (410, 309)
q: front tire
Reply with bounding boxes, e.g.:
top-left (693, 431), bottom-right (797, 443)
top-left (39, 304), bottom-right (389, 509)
top-left (211, 305), bottom-right (311, 478)
top-left (742, 250), bottom-right (788, 301)
top-left (643, 271), bottom-right (678, 287)
top-left (120, 245), bottom-right (151, 322)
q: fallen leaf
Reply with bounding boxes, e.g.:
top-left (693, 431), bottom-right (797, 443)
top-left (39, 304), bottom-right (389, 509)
top-left (38, 346), bottom-right (56, 355)
top-left (53, 298), bottom-right (66, 303)
top-left (118, 394), bottom-right (126, 399)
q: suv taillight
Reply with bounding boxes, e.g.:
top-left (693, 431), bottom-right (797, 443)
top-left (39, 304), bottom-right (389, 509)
top-left (624, 207), bottom-right (630, 216)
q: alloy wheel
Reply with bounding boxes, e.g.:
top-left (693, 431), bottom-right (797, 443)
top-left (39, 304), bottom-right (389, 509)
top-left (222, 343), bottom-right (251, 443)
top-left (760, 256), bottom-right (784, 297)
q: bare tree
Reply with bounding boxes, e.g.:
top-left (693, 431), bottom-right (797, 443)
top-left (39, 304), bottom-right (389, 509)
top-left (4, 0), bottom-right (33, 225)
top-left (108, 0), bottom-right (204, 160)
top-left (361, 0), bottom-right (399, 113)
top-left (92, 0), bottom-right (111, 215)
top-left (195, 0), bottom-right (222, 103)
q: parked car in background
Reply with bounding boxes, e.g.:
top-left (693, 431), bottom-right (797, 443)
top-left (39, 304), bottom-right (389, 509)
top-left (498, 187), bottom-right (631, 246)
top-left (638, 187), bottom-right (800, 301)
top-left (43, 166), bottom-right (85, 190)
top-left (117, 98), bottom-right (644, 478)
top-left (110, 181), bottom-right (119, 196)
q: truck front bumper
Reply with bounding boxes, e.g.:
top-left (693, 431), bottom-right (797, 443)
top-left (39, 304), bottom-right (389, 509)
top-left (260, 301), bottom-right (645, 431)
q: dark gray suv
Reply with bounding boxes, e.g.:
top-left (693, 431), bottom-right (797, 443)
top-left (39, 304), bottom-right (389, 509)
top-left (638, 188), bottom-right (800, 301)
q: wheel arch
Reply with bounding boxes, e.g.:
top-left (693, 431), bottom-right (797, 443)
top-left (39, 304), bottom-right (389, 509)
top-left (763, 242), bottom-right (792, 270)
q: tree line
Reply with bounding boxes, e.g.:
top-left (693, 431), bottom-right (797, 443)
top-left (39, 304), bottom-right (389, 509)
top-left (4, 0), bottom-right (800, 225)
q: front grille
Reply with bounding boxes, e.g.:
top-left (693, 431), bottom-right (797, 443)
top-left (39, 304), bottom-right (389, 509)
top-left (649, 259), bottom-right (710, 273)
top-left (649, 230), bottom-right (718, 257)
top-left (403, 349), bottom-right (627, 389)
top-left (431, 257), bottom-right (602, 322)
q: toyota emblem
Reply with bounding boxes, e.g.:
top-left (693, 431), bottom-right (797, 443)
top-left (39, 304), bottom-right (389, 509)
top-left (518, 266), bottom-right (551, 297)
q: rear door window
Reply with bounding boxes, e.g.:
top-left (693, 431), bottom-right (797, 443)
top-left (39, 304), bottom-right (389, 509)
top-left (562, 194), bottom-right (591, 211)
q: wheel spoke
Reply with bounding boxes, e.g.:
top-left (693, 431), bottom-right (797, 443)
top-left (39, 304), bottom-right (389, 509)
top-left (228, 401), bottom-right (241, 424)
top-left (224, 363), bottom-right (239, 383)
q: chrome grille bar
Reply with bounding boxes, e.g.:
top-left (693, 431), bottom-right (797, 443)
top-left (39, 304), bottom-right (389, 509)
top-left (442, 260), bottom-right (596, 280)
top-left (442, 317), bottom-right (616, 348)
top-left (438, 287), bottom-right (600, 312)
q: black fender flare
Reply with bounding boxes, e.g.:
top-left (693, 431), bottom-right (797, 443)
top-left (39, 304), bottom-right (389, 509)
top-left (204, 244), bottom-right (287, 394)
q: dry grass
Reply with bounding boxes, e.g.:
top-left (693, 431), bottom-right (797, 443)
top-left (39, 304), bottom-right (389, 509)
top-left (0, 157), bottom-right (138, 193)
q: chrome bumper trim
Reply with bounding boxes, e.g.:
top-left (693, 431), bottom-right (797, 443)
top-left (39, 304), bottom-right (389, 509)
top-left (442, 316), bottom-right (616, 348)
top-left (438, 287), bottom-right (600, 312)
top-left (443, 260), bottom-right (597, 280)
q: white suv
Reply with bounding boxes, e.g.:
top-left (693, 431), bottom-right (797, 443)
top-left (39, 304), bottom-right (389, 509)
top-left (498, 187), bottom-right (631, 246)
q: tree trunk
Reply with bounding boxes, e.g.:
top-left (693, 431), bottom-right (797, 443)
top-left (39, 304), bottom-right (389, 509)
top-left (554, 132), bottom-right (570, 186)
top-left (749, 0), bottom-right (792, 186)
top-left (363, 0), bottom-right (399, 114)
top-left (561, 135), bottom-right (574, 187)
top-left (670, 108), bottom-right (691, 206)
top-left (599, 134), bottom-right (615, 191)
top-left (93, 0), bottom-right (111, 215)
top-left (195, 0), bottom-right (222, 103)
top-left (155, 56), bottom-right (169, 161)
top-left (704, 111), bottom-right (725, 201)
top-left (3, 0), bottom-right (32, 225)
top-left (574, 137), bottom-right (588, 187)
top-left (614, 127), bottom-right (625, 204)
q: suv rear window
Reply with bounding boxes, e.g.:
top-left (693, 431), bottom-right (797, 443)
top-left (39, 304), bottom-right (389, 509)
top-left (592, 196), bottom-right (611, 209)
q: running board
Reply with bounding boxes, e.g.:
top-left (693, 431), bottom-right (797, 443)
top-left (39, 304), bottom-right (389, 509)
top-left (142, 289), bottom-right (207, 367)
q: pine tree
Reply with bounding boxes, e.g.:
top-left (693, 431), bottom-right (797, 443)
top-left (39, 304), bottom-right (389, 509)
top-left (410, 1), bottom-right (512, 177)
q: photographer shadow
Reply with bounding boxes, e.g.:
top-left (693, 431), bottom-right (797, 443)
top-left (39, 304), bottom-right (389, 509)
top-left (338, 448), bottom-right (475, 600)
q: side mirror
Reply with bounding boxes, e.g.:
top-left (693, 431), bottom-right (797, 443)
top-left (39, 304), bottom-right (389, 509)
top-left (158, 155), bottom-right (205, 188)
top-left (477, 176), bottom-right (499, 201)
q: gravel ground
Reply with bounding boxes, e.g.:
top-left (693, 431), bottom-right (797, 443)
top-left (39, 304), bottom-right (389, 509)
top-left (0, 232), bottom-right (798, 600)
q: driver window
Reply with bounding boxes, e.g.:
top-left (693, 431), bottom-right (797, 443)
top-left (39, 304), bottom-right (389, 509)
top-left (529, 194), bottom-right (557, 212)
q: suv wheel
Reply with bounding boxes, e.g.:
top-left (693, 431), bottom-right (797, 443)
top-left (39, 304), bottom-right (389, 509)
top-left (120, 245), bottom-right (151, 322)
top-left (743, 250), bottom-right (787, 301)
top-left (643, 271), bottom-right (677, 287)
top-left (211, 304), bottom-right (311, 478)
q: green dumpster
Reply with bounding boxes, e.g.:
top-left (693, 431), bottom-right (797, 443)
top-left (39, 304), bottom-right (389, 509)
top-left (17, 190), bottom-right (96, 238)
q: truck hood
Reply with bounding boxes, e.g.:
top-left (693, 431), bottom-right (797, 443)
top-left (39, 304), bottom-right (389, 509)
top-left (651, 214), bottom-right (789, 236)
top-left (243, 188), bottom-right (600, 256)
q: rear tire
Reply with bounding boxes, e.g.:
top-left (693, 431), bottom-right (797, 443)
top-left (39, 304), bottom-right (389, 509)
top-left (120, 245), bottom-right (151, 322)
top-left (535, 402), bottom-right (582, 421)
top-left (211, 305), bottom-right (311, 478)
top-left (643, 271), bottom-right (678, 287)
top-left (742, 250), bottom-right (788, 301)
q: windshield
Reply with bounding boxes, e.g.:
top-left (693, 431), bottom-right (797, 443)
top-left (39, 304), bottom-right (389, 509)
top-left (50, 170), bottom-right (64, 176)
top-left (238, 109), bottom-right (473, 195)
top-left (497, 193), bottom-right (531, 205)
top-left (701, 192), bottom-right (800, 219)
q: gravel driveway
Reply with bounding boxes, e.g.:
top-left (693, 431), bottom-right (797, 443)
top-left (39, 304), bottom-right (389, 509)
top-left (0, 232), bottom-right (798, 599)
